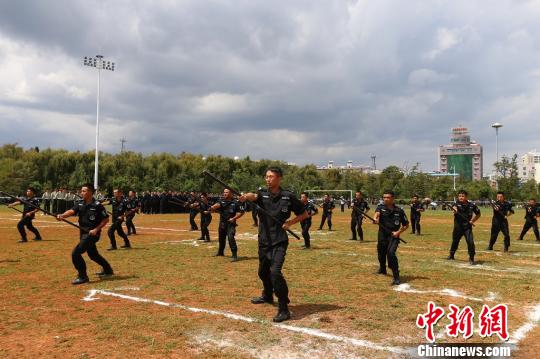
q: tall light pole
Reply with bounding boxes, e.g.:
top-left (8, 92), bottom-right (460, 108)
top-left (491, 122), bottom-right (503, 189)
top-left (452, 165), bottom-right (457, 191)
top-left (83, 55), bottom-right (115, 191)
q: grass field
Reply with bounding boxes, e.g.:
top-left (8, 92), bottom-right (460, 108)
top-left (0, 206), bottom-right (538, 358)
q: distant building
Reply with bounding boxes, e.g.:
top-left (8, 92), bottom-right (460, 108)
top-left (316, 160), bottom-right (380, 174)
top-left (438, 127), bottom-right (483, 181)
top-left (519, 150), bottom-right (540, 183)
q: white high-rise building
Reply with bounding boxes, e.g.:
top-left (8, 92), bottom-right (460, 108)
top-left (519, 150), bottom-right (540, 183)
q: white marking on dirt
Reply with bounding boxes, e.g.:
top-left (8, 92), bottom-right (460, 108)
top-left (436, 260), bottom-right (540, 274)
top-left (454, 263), bottom-right (540, 274)
top-left (513, 242), bottom-right (540, 247)
top-left (313, 231), bottom-right (332, 236)
top-left (0, 216), bottom-right (63, 224)
top-left (394, 284), bottom-right (497, 302)
top-left (137, 226), bottom-right (186, 232)
top-left (141, 231), bottom-right (186, 237)
top-left (83, 289), bottom-right (406, 354)
top-left (506, 252), bottom-right (540, 258)
top-left (152, 239), bottom-right (197, 245)
top-left (510, 303), bottom-right (540, 344)
top-left (111, 287), bottom-right (141, 291)
top-left (236, 233), bottom-right (257, 240)
top-left (0, 225), bottom-right (67, 229)
top-left (475, 249), bottom-right (540, 258)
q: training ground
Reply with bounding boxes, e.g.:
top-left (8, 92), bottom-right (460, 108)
top-left (0, 207), bottom-right (538, 358)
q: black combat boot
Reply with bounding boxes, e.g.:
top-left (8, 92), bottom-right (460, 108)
top-left (273, 303), bottom-right (291, 323)
top-left (251, 293), bottom-right (274, 305)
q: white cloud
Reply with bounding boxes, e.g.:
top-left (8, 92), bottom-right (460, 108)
top-left (426, 26), bottom-right (477, 60)
top-left (194, 92), bottom-right (252, 114)
top-left (1, 0), bottom-right (540, 171)
top-left (408, 69), bottom-right (455, 87)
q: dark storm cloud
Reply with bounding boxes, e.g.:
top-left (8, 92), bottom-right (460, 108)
top-left (1, 0), bottom-right (539, 171)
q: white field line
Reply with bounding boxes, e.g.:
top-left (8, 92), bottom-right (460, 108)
top-left (453, 263), bottom-right (540, 274)
top-left (0, 225), bottom-right (67, 229)
top-left (151, 239), bottom-right (196, 245)
top-left (509, 303), bottom-right (540, 344)
top-left (111, 286), bottom-right (141, 291)
top-left (136, 226), bottom-right (187, 232)
top-left (512, 242), bottom-right (540, 247)
top-left (143, 231), bottom-right (190, 237)
top-left (82, 289), bottom-right (406, 354)
top-left (0, 216), bottom-right (62, 224)
top-left (434, 260), bottom-right (540, 275)
top-left (394, 284), bottom-right (498, 303)
top-left (475, 250), bottom-right (540, 258)
top-left (138, 226), bottom-right (219, 233)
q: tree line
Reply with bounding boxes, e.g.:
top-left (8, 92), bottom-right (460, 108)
top-left (1, 144), bottom-right (538, 201)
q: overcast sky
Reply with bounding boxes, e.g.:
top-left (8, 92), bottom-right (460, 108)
top-left (1, 0), bottom-right (539, 172)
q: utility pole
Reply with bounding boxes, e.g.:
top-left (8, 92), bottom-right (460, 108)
top-left (120, 137), bottom-right (127, 153)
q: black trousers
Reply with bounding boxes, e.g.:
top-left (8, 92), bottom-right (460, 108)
top-left (350, 215), bottom-right (364, 240)
top-left (450, 226), bottom-right (475, 258)
top-left (301, 220), bottom-right (312, 247)
top-left (489, 219), bottom-right (510, 250)
top-left (377, 232), bottom-right (400, 278)
top-left (411, 215), bottom-right (421, 234)
top-left (58, 200), bottom-right (66, 214)
top-left (519, 219), bottom-right (539, 240)
top-left (258, 242), bottom-right (289, 309)
top-left (126, 214), bottom-right (136, 235)
top-left (107, 220), bottom-right (130, 248)
top-left (201, 216), bottom-right (212, 241)
top-left (319, 213), bottom-right (332, 230)
top-left (44, 199), bottom-right (51, 213)
top-left (72, 234), bottom-right (112, 278)
top-left (252, 210), bottom-right (258, 226)
top-left (17, 216), bottom-right (41, 240)
top-left (217, 222), bottom-right (237, 255)
top-left (189, 210), bottom-right (199, 230)
top-left (52, 199), bottom-right (58, 214)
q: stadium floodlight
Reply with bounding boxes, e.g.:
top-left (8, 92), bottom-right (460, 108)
top-left (83, 55), bottom-right (116, 191)
top-left (491, 122), bottom-right (503, 189)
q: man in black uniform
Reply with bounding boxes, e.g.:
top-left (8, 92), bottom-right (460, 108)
top-left (373, 190), bottom-right (409, 285)
top-left (410, 195), bottom-right (424, 235)
top-left (191, 192), bottom-right (212, 242)
top-left (143, 192), bottom-right (149, 214)
top-left (196, 192), bottom-right (213, 242)
top-left (8, 187), bottom-right (42, 242)
top-left (318, 194), bottom-right (335, 231)
top-left (210, 189), bottom-right (244, 261)
top-left (125, 190), bottom-right (140, 235)
top-left (240, 167), bottom-right (308, 322)
top-left (300, 192), bottom-right (318, 249)
top-left (106, 189), bottom-right (131, 250)
top-left (448, 190), bottom-right (481, 265)
top-left (518, 198), bottom-right (540, 241)
top-left (487, 191), bottom-right (514, 252)
top-left (56, 183), bottom-right (113, 285)
top-left (187, 191), bottom-right (199, 231)
top-left (350, 191), bottom-right (370, 241)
